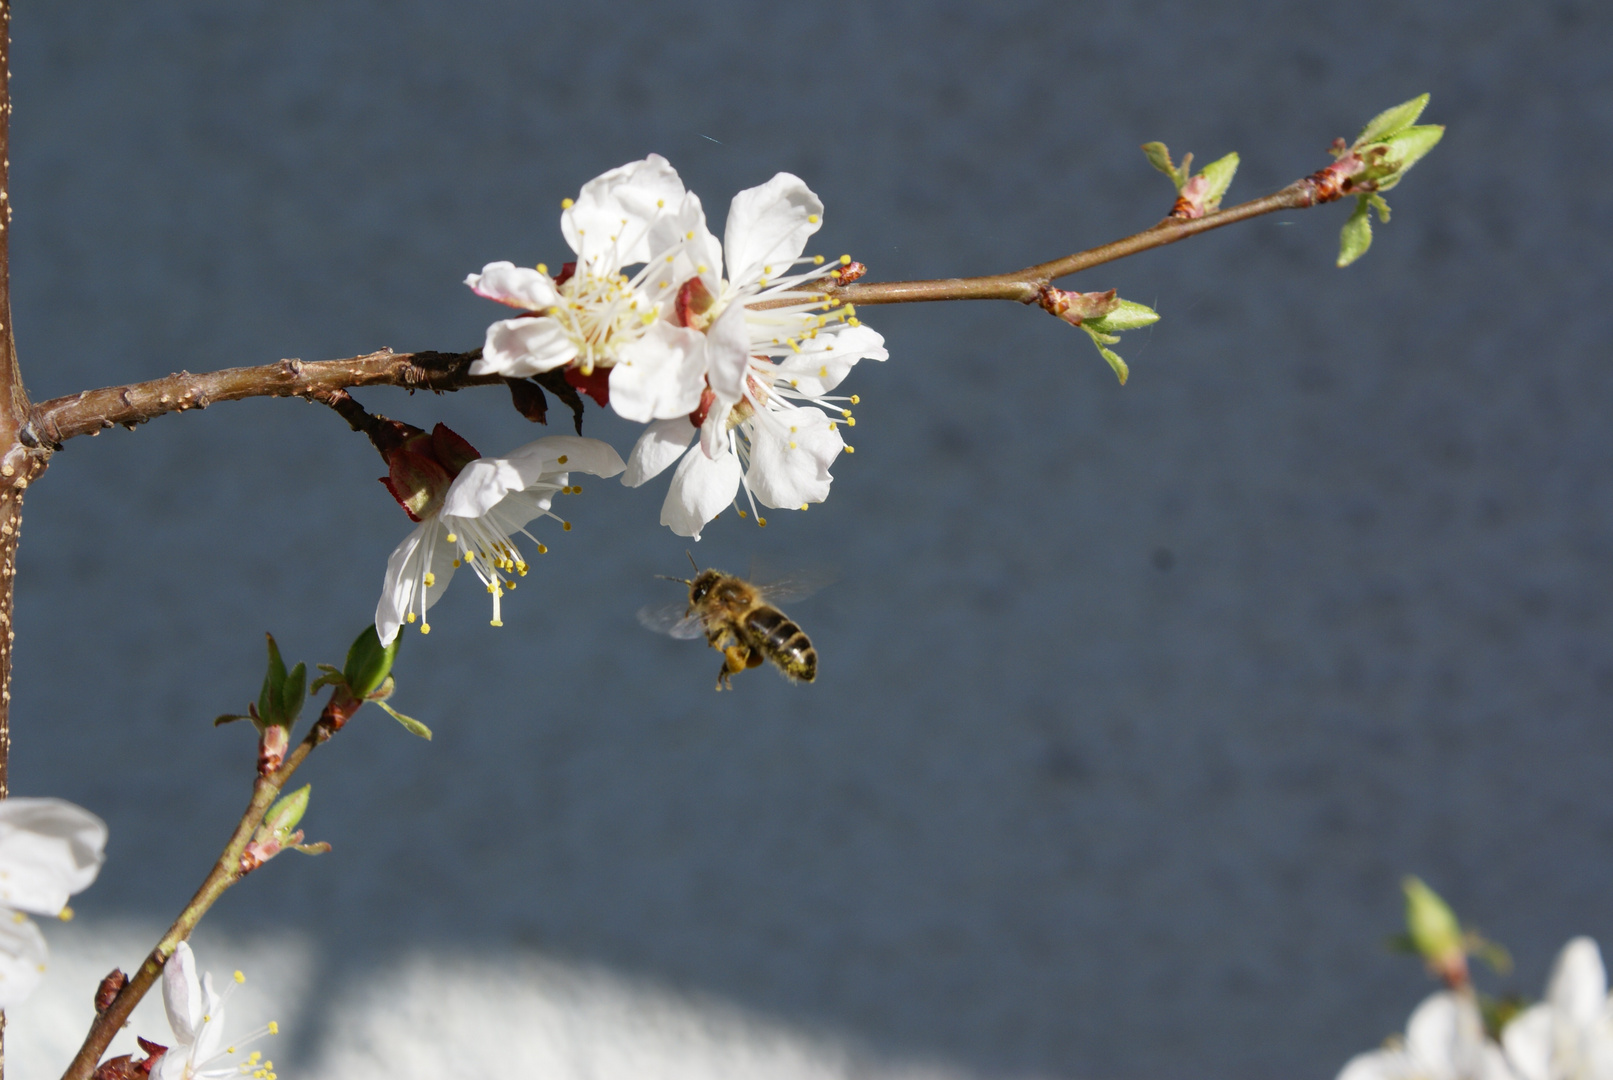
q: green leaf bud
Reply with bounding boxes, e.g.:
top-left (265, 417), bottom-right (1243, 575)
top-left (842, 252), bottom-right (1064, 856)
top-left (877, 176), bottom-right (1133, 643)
top-left (1337, 195), bottom-right (1374, 267)
top-left (258, 633), bottom-right (288, 728)
top-left (1141, 142), bottom-right (1188, 189)
top-left (1370, 125), bottom-right (1444, 192)
top-left (282, 662), bottom-right (307, 728)
top-left (1195, 152), bottom-right (1240, 212)
top-left (376, 700), bottom-right (433, 740)
top-left (1085, 300), bottom-right (1160, 333)
top-left (1403, 876), bottom-right (1464, 971)
top-left (263, 784), bottom-right (311, 837)
top-left (343, 625), bottom-right (399, 700)
top-left (1354, 94), bottom-right (1430, 147)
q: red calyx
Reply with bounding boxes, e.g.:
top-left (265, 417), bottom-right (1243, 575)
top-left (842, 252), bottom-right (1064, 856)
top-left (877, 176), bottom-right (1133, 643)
top-left (553, 261), bottom-right (577, 287)
top-left (676, 276), bottom-right (716, 328)
top-left (378, 424), bottom-right (481, 521)
top-left (688, 385), bottom-right (717, 429)
top-left (564, 366), bottom-right (612, 408)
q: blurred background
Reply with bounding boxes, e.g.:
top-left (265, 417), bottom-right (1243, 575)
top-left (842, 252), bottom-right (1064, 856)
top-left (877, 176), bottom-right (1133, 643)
top-left (5, 2), bottom-right (1611, 1077)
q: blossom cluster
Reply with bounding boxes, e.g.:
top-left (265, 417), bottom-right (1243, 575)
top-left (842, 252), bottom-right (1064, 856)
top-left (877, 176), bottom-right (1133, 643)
top-left (375, 156), bottom-right (886, 644)
top-left (1339, 937), bottom-right (1613, 1080)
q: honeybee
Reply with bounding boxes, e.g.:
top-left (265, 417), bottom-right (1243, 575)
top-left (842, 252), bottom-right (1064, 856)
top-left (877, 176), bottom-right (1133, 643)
top-left (639, 559), bottom-right (826, 690)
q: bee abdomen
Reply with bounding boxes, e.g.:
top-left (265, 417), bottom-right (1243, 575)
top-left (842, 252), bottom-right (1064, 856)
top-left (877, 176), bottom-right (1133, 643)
top-left (745, 606), bottom-right (818, 682)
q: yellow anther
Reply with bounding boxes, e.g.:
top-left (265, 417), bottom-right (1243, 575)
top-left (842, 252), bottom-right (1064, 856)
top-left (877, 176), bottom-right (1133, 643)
top-left (406, 612), bottom-right (416, 624)
top-left (537, 263), bottom-right (548, 275)
top-left (420, 623), bottom-right (431, 635)
top-left (573, 484), bottom-right (583, 492)
top-left (808, 214), bottom-right (820, 224)
top-left (490, 619), bottom-right (503, 627)
top-left (764, 265), bottom-right (772, 275)
top-left (849, 317), bottom-right (861, 326)
top-left (562, 521), bottom-right (572, 531)
top-left (790, 425), bottom-right (798, 432)
top-left (757, 517), bottom-right (768, 527)
top-left (813, 254), bottom-right (825, 265)
top-left (249, 1053), bottom-right (262, 1063)
top-left (452, 559), bottom-right (461, 568)
top-left (11, 912), bottom-right (23, 923)
top-left (737, 509), bottom-right (747, 519)
top-left (845, 446), bottom-right (856, 453)
top-left (789, 442), bottom-right (798, 449)
top-left (657, 199), bottom-right (665, 208)
top-left (839, 254), bottom-right (851, 265)
top-left (537, 543), bottom-right (548, 554)
top-left (665, 254), bottom-right (674, 263)
top-left (423, 572), bottom-right (435, 587)
top-left (850, 394), bottom-right (860, 404)
top-left (561, 198), bottom-right (574, 209)
top-left (557, 455), bottom-right (568, 464)
top-left (233, 970), bottom-right (245, 984)
top-left (790, 379), bottom-right (799, 387)
top-left (464, 550), bottom-right (475, 560)
top-left (846, 417), bottom-right (857, 426)
top-left (445, 533), bottom-right (457, 544)
top-left (641, 312), bottom-right (655, 325)
top-left (801, 503), bottom-right (809, 510)
top-left (819, 365), bottom-right (828, 377)
top-left (696, 264), bottom-right (708, 274)
top-left (842, 409), bottom-right (852, 418)
top-left (486, 583), bottom-right (495, 593)
top-left (58, 906), bottom-right (74, 922)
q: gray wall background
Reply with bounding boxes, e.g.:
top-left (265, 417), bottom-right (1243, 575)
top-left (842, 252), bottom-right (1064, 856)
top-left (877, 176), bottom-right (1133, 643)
top-left (7, 1), bottom-right (1611, 1077)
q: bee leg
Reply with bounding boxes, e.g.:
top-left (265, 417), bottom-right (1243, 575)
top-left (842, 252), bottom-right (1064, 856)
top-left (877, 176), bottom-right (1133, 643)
top-left (715, 644), bottom-right (751, 691)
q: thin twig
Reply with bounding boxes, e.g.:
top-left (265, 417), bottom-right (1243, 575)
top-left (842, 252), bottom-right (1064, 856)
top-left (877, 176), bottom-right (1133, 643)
top-left (59, 694), bottom-right (358, 1080)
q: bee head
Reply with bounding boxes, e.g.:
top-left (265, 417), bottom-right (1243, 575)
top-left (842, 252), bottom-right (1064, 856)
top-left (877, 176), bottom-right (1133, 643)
top-left (688, 568), bottom-right (723, 603)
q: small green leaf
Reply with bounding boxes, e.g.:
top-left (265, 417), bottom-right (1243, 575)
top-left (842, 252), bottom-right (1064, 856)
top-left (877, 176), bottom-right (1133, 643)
top-left (1337, 195), bottom-right (1373, 267)
top-left (309, 672), bottom-right (344, 692)
top-left (214, 713), bottom-right (250, 727)
top-left (1355, 93), bottom-right (1430, 146)
top-left (1373, 125), bottom-right (1444, 192)
top-left (282, 662), bottom-right (307, 727)
top-left (1085, 300), bottom-right (1160, 334)
top-left (259, 633), bottom-right (288, 725)
top-left (1098, 347), bottom-right (1129, 385)
top-left (343, 626), bottom-right (399, 700)
top-left (1141, 142), bottom-right (1180, 187)
top-left (1195, 152), bottom-right (1239, 211)
top-left (1368, 193), bottom-right (1392, 223)
top-left (376, 700), bottom-right (433, 740)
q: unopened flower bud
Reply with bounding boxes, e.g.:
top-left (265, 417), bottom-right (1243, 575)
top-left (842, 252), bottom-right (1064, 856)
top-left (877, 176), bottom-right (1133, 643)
top-left (1403, 876), bottom-right (1468, 987)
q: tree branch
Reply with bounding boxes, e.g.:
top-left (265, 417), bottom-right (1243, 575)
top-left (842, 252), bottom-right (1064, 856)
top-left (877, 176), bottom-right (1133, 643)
top-left (59, 694), bottom-right (356, 1080)
top-left (28, 349), bottom-right (494, 447)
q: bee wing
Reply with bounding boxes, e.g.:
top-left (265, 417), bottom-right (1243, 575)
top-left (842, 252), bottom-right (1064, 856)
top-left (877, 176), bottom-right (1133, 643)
top-left (637, 601), bottom-right (707, 640)
top-left (754, 566), bottom-right (839, 605)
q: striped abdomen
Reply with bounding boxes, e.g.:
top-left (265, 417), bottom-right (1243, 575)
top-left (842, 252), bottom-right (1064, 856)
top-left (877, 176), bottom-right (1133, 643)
top-left (744, 605), bottom-right (817, 682)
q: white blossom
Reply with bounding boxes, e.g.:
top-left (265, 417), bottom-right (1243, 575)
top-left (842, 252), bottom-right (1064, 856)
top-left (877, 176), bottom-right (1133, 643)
top-left (621, 172), bottom-right (887, 539)
top-left (155, 941), bottom-right (280, 1080)
top-left (0, 797), bottom-right (107, 1009)
top-left (376, 435), bottom-right (625, 644)
top-left (465, 155), bottom-right (712, 423)
top-left (1338, 991), bottom-right (1516, 1080)
top-left (1503, 938), bottom-right (1613, 1080)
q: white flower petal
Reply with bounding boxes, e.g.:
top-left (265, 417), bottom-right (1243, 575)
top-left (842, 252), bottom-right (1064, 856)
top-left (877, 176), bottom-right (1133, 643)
top-left (661, 445), bottom-right (742, 540)
top-left (375, 520), bottom-right (456, 645)
top-left (1338, 1047), bottom-right (1419, 1080)
top-left (1549, 937), bottom-right (1609, 1028)
top-left (704, 301), bottom-right (751, 406)
top-left (723, 173), bottom-right (823, 287)
top-left (563, 155), bottom-right (687, 269)
top-left (464, 261), bottom-right (559, 311)
top-left (472, 317), bottom-right (578, 377)
top-left (1501, 1004), bottom-right (1554, 1080)
top-left (646, 191), bottom-right (723, 296)
top-left (745, 405), bottom-right (843, 509)
top-left (609, 322), bottom-right (708, 423)
top-left (0, 798), bottom-right (109, 913)
top-left (0, 911), bottom-right (48, 1010)
top-left (441, 437), bottom-right (625, 519)
top-left (1405, 991), bottom-right (1466, 1075)
top-left (773, 324), bottom-right (887, 397)
top-left (195, 972), bottom-right (226, 1062)
top-left (163, 941), bottom-right (205, 1047)
top-left (623, 417), bottom-right (697, 487)
top-left (699, 402), bottom-right (732, 462)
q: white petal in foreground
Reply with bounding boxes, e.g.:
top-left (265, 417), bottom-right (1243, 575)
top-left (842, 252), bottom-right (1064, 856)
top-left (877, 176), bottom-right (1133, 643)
top-left (772, 324), bottom-right (888, 397)
top-left (441, 437), bottom-right (626, 519)
top-left (0, 912), bottom-right (48, 1010)
top-left (562, 154), bottom-right (687, 269)
top-left (375, 520), bottom-right (457, 646)
top-left (661, 445), bottom-right (743, 540)
top-left (464, 262), bottom-right (559, 311)
top-left (162, 941), bottom-right (206, 1048)
top-left (745, 405), bottom-right (843, 509)
top-left (623, 417), bottom-right (697, 488)
top-left (0, 797), bottom-right (109, 914)
top-left (608, 322), bottom-right (709, 423)
top-left (723, 173), bottom-right (823, 288)
top-left (1547, 937), bottom-right (1608, 1028)
top-left (472, 316), bottom-right (579, 377)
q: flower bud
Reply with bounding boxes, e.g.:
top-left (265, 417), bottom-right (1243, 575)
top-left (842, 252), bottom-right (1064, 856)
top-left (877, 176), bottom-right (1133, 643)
top-left (342, 625), bottom-right (399, 700)
top-left (1403, 876), bottom-right (1468, 987)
